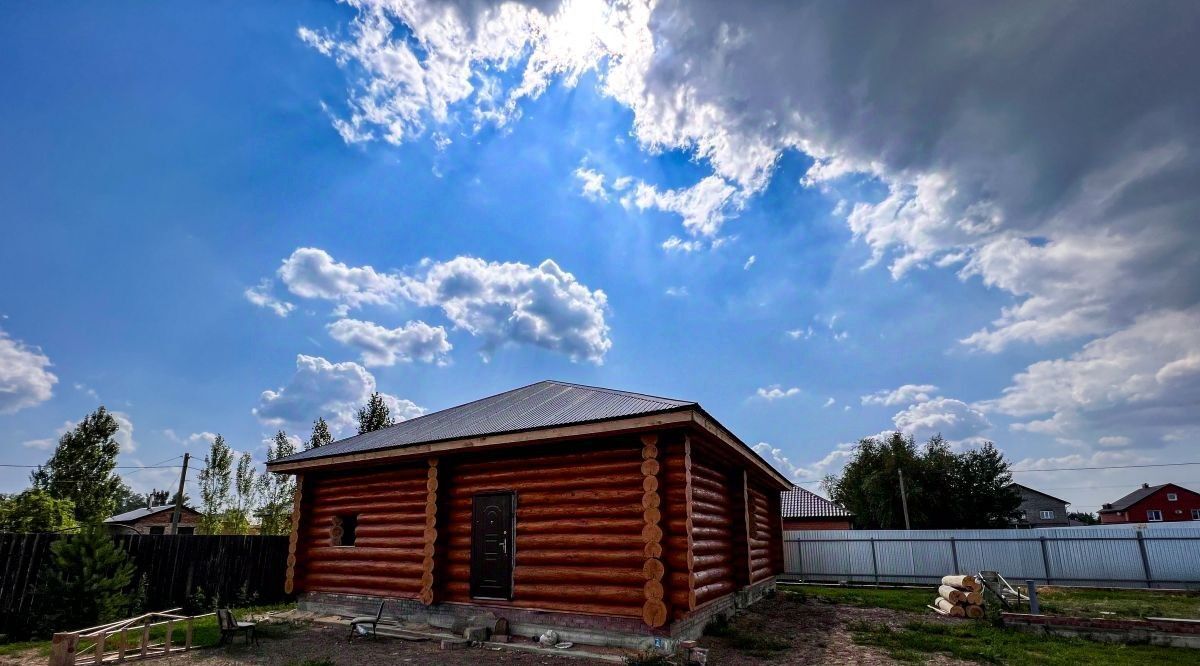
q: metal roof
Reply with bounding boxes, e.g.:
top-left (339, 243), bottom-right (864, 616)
top-left (781, 486), bottom-right (853, 519)
top-left (1100, 483), bottom-right (1175, 512)
top-left (272, 380), bottom-right (696, 465)
top-left (1010, 483), bottom-right (1071, 507)
top-left (104, 505), bottom-right (176, 524)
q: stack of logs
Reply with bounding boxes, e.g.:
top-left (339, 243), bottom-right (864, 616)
top-left (931, 574), bottom-right (984, 618)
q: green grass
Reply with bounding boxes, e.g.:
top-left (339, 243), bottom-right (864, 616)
top-left (849, 620), bottom-right (1199, 665)
top-left (1038, 586), bottom-right (1200, 620)
top-left (780, 583), bottom-right (1200, 620)
top-left (703, 614), bottom-right (790, 657)
top-left (0, 603), bottom-right (297, 657)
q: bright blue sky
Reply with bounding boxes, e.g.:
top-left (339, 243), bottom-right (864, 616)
top-left (3, 1), bottom-right (1198, 515)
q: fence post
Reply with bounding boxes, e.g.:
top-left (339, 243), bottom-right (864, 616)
top-left (949, 537), bottom-right (959, 573)
top-left (1025, 580), bottom-right (1040, 615)
top-left (870, 538), bottom-right (879, 585)
top-left (1038, 536), bottom-right (1052, 584)
top-left (1136, 531), bottom-right (1154, 588)
top-left (49, 632), bottom-right (79, 666)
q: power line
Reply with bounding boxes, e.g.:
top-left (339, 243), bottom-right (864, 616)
top-left (0, 463), bottom-right (182, 469)
top-left (1013, 461), bottom-right (1200, 473)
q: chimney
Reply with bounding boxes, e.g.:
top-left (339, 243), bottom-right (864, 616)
top-left (1142, 483), bottom-right (1150, 489)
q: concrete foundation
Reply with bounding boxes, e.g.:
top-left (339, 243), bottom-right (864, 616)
top-left (299, 577), bottom-right (777, 651)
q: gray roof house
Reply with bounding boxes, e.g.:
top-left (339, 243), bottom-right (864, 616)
top-left (104, 504), bottom-right (202, 535)
top-left (781, 486), bottom-right (854, 529)
top-left (1010, 483), bottom-right (1071, 528)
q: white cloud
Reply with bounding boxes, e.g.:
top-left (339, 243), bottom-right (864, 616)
top-left (277, 247), bottom-right (402, 315)
top-left (754, 441), bottom-right (856, 483)
top-left (164, 430), bottom-right (219, 448)
top-left (111, 411), bottom-right (137, 453)
top-left (1097, 436), bottom-right (1132, 449)
top-left (861, 384), bottom-right (938, 406)
top-left (21, 438), bottom-right (55, 450)
top-left (327, 318), bottom-right (452, 366)
top-left (664, 286), bottom-right (689, 298)
top-left (743, 255), bottom-right (756, 270)
top-left (624, 175), bottom-right (739, 239)
top-left (574, 166), bottom-right (608, 201)
top-left (986, 308), bottom-right (1200, 444)
top-left (0, 327), bottom-right (57, 414)
top-left (253, 354), bottom-right (424, 434)
top-left (755, 385), bottom-right (801, 401)
top-left (786, 327), bottom-right (814, 340)
top-left (244, 279), bottom-right (295, 317)
top-left (399, 256), bottom-right (611, 363)
top-left (661, 236), bottom-right (704, 253)
top-left (822, 397), bottom-right (835, 408)
top-left (891, 397), bottom-right (991, 443)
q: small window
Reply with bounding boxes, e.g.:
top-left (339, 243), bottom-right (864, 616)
top-left (1191, 509), bottom-right (1199, 520)
top-left (332, 514), bottom-right (358, 546)
top-left (1146, 509), bottom-right (1163, 522)
top-left (149, 526), bottom-right (166, 535)
top-left (1167, 493), bottom-right (1178, 501)
top-left (1040, 510), bottom-right (1055, 520)
top-left (177, 526), bottom-right (195, 535)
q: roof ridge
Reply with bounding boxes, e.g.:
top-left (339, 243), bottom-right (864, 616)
top-left (543, 380), bottom-right (694, 406)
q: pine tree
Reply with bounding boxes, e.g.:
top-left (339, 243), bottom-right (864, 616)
top-left (197, 434), bottom-right (233, 534)
top-left (356, 392), bottom-right (395, 434)
top-left (39, 524), bottom-right (135, 631)
top-left (224, 452), bottom-right (258, 534)
top-left (257, 431), bottom-right (296, 535)
top-left (32, 407), bottom-right (124, 523)
top-left (307, 417), bottom-right (333, 450)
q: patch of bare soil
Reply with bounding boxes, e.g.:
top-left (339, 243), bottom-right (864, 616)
top-left (697, 593), bottom-right (967, 665)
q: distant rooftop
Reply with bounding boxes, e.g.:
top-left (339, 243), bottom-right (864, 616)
top-left (104, 505), bottom-right (177, 524)
top-left (781, 486), bottom-right (853, 519)
top-left (273, 380), bottom-right (697, 465)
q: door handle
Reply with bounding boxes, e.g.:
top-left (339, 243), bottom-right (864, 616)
top-left (500, 539), bottom-right (507, 555)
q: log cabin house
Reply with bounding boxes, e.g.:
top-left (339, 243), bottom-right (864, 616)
top-left (266, 380), bottom-right (789, 648)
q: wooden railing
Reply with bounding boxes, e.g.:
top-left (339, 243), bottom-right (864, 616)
top-left (49, 609), bottom-right (214, 666)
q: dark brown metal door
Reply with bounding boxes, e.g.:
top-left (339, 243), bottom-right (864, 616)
top-left (471, 492), bottom-right (514, 599)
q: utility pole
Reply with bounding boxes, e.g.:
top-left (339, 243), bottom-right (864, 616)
top-left (898, 468), bottom-right (912, 530)
top-left (170, 452), bottom-right (190, 535)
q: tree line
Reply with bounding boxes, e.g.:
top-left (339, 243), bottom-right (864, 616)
top-left (0, 391), bottom-right (398, 534)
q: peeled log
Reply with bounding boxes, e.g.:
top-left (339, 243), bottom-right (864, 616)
top-left (305, 546), bottom-right (424, 562)
top-left (518, 584), bottom-right (642, 606)
top-left (449, 471), bottom-right (638, 495)
top-left (518, 533), bottom-right (641, 550)
top-left (695, 580), bottom-right (736, 604)
top-left (514, 549), bottom-right (644, 567)
top-left (306, 559), bottom-right (424, 576)
top-left (519, 518), bottom-right (643, 534)
top-left (938, 585), bottom-right (966, 604)
top-left (941, 575), bottom-right (981, 592)
top-left (519, 502), bottom-right (644, 520)
top-left (514, 567), bottom-right (644, 586)
top-left (964, 591), bottom-right (983, 605)
top-left (642, 599), bottom-right (668, 628)
top-left (303, 573), bottom-right (421, 592)
top-left (933, 597), bottom-right (965, 617)
top-left (521, 488), bottom-right (644, 506)
top-left (964, 604), bottom-right (984, 619)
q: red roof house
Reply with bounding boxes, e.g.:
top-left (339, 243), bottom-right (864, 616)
top-left (1098, 483), bottom-right (1200, 524)
top-left (780, 486), bottom-right (853, 530)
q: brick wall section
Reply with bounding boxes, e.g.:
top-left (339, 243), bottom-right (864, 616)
top-left (300, 576), bottom-right (778, 650)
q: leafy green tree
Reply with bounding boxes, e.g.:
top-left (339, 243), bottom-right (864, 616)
top-left (31, 407), bottom-right (124, 523)
top-left (356, 392), bottom-right (394, 434)
top-left (197, 434), bottom-right (232, 534)
top-left (112, 482), bottom-right (147, 513)
top-left (257, 431), bottom-right (297, 535)
top-left (307, 416), bottom-right (333, 450)
top-left (224, 452), bottom-right (258, 534)
top-left (1069, 511), bottom-right (1099, 525)
top-left (39, 525), bottom-right (135, 631)
top-left (824, 432), bottom-right (1021, 529)
top-left (0, 489), bottom-right (77, 532)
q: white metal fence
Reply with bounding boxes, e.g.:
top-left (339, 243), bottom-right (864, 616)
top-left (783, 525), bottom-right (1200, 589)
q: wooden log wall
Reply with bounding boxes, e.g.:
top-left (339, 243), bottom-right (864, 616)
top-left (294, 464), bottom-right (429, 598)
top-left (661, 433), bottom-right (695, 619)
top-left (439, 439), bottom-right (648, 618)
top-left (747, 483), bottom-right (775, 583)
top-left (689, 447), bottom-right (739, 607)
top-left (639, 434), bottom-right (668, 627)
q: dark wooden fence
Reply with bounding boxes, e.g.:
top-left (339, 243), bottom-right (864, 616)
top-left (0, 533), bottom-right (290, 637)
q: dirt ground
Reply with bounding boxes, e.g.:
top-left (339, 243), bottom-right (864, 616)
top-left (1, 595), bottom-right (959, 665)
top-left (696, 593), bottom-right (966, 665)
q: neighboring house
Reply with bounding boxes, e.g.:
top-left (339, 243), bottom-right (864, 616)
top-left (780, 486), bottom-right (853, 530)
top-left (1099, 483), bottom-right (1200, 524)
top-left (104, 504), bottom-right (202, 534)
top-left (266, 380), bottom-right (790, 647)
top-left (1010, 483), bottom-right (1071, 528)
